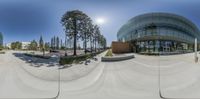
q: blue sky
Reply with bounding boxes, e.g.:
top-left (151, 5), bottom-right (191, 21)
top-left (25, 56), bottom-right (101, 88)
top-left (0, 0), bottom-right (200, 46)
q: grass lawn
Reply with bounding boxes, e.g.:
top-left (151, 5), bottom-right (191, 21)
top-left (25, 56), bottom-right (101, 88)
top-left (105, 49), bottom-right (113, 57)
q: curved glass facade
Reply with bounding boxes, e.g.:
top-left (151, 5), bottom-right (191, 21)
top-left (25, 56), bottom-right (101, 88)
top-left (0, 32), bottom-right (3, 47)
top-left (117, 13), bottom-right (200, 54)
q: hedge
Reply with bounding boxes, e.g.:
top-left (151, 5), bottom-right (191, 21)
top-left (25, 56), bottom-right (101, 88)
top-left (59, 51), bottom-right (104, 65)
top-left (24, 53), bottom-right (51, 59)
top-left (0, 51), bottom-right (5, 54)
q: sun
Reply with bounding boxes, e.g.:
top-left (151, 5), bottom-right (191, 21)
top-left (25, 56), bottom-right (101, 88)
top-left (96, 18), bottom-right (106, 25)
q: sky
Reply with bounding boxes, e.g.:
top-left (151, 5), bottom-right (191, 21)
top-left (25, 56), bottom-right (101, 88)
top-left (0, 0), bottom-right (200, 46)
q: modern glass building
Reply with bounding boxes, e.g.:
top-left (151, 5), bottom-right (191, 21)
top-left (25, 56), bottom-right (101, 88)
top-left (117, 12), bottom-right (200, 54)
top-left (0, 32), bottom-right (3, 47)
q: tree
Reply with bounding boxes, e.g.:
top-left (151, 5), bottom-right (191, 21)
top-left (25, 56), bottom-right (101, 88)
top-left (93, 25), bottom-right (100, 52)
top-left (0, 32), bottom-right (3, 49)
top-left (53, 36), bottom-right (56, 50)
top-left (11, 43), bottom-right (15, 50)
top-left (98, 35), bottom-right (107, 50)
top-left (0, 45), bottom-right (3, 50)
top-left (45, 42), bottom-right (50, 50)
top-left (29, 40), bottom-right (38, 50)
top-left (102, 36), bottom-right (107, 49)
top-left (39, 35), bottom-right (44, 50)
top-left (56, 36), bottom-right (60, 50)
top-left (61, 10), bottom-right (88, 55)
top-left (80, 17), bottom-right (92, 54)
top-left (51, 36), bottom-right (56, 50)
top-left (60, 39), bottom-right (63, 48)
top-left (51, 37), bottom-right (54, 50)
top-left (88, 24), bottom-right (94, 53)
top-left (101, 35), bottom-right (107, 49)
top-left (11, 41), bottom-right (22, 50)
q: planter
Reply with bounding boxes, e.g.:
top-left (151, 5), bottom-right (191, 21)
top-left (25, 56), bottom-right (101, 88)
top-left (101, 54), bottom-right (134, 62)
top-left (0, 51), bottom-right (5, 54)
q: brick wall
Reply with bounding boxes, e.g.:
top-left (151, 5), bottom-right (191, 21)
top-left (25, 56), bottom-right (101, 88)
top-left (112, 41), bottom-right (132, 53)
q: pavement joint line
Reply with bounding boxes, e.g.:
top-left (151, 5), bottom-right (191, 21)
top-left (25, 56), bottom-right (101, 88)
top-left (61, 63), bottom-right (106, 92)
top-left (131, 60), bottom-right (186, 68)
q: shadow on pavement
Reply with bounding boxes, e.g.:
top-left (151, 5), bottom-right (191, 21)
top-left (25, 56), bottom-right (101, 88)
top-left (12, 53), bottom-right (60, 67)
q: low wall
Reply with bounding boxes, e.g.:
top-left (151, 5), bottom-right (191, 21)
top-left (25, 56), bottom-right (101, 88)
top-left (0, 51), bottom-right (5, 54)
top-left (101, 54), bottom-right (134, 62)
top-left (112, 41), bottom-right (132, 53)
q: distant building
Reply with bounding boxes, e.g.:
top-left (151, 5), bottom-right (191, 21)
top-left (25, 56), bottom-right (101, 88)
top-left (21, 42), bottom-right (31, 50)
top-left (0, 32), bottom-right (3, 47)
top-left (6, 42), bottom-right (30, 50)
top-left (6, 43), bottom-right (11, 49)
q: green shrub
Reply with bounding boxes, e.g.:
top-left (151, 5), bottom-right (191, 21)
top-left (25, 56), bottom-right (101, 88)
top-left (29, 52), bottom-right (35, 55)
top-left (105, 49), bottom-right (113, 57)
top-left (24, 53), bottom-right (50, 59)
top-left (59, 54), bottom-right (91, 65)
top-left (59, 51), bottom-right (104, 65)
top-left (0, 45), bottom-right (3, 50)
top-left (0, 51), bottom-right (5, 54)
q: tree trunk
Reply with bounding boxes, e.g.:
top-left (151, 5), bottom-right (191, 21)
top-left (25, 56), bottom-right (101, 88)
top-left (43, 48), bottom-right (45, 56)
top-left (97, 38), bottom-right (99, 52)
top-left (84, 33), bottom-right (87, 54)
top-left (93, 39), bottom-right (95, 52)
top-left (73, 20), bottom-right (77, 56)
top-left (90, 36), bottom-right (92, 53)
top-left (65, 35), bottom-right (67, 56)
top-left (95, 38), bottom-right (96, 52)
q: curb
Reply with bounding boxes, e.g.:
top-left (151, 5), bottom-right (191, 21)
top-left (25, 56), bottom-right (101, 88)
top-left (101, 55), bottom-right (134, 62)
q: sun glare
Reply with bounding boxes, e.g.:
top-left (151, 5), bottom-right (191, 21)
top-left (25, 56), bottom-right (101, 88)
top-left (96, 18), bottom-right (106, 25)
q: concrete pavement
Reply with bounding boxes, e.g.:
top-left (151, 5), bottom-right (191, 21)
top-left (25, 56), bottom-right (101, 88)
top-left (1, 50), bottom-right (200, 99)
top-left (59, 52), bottom-right (200, 99)
top-left (0, 51), bottom-right (59, 98)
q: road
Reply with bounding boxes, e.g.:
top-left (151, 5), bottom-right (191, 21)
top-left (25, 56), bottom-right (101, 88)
top-left (1, 51), bottom-right (200, 99)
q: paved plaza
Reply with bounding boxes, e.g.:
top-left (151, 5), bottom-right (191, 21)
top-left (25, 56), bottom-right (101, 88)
top-left (1, 50), bottom-right (200, 99)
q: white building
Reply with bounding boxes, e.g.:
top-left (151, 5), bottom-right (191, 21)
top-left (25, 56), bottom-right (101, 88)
top-left (6, 43), bottom-right (11, 49)
top-left (6, 42), bottom-right (30, 50)
top-left (21, 42), bottom-right (31, 50)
